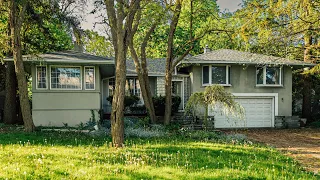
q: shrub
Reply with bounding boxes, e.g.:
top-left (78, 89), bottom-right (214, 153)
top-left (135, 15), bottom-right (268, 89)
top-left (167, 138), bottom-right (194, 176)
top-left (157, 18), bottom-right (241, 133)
top-left (308, 121), bottom-right (320, 128)
top-left (129, 105), bottom-right (147, 114)
top-left (107, 95), bottom-right (140, 108)
top-left (152, 96), bottom-right (181, 116)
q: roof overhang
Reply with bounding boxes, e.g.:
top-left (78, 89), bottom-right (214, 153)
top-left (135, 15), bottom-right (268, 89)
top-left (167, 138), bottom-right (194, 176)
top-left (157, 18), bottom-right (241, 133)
top-left (4, 57), bottom-right (115, 65)
top-left (179, 59), bottom-right (315, 67)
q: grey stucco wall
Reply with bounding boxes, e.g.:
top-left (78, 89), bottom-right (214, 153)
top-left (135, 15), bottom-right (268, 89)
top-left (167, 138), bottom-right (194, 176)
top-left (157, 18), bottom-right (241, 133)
top-left (190, 65), bottom-right (292, 116)
top-left (31, 65), bottom-right (101, 127)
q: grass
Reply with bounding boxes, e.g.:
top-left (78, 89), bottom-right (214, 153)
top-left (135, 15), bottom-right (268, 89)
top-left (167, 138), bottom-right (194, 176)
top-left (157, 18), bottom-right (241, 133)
top-left (0, 131), bottom-right (318, 180)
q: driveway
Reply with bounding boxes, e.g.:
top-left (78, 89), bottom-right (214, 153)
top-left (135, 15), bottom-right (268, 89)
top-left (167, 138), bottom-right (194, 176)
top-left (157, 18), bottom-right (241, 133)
top-left (231, 128), bottom-right (320, 174)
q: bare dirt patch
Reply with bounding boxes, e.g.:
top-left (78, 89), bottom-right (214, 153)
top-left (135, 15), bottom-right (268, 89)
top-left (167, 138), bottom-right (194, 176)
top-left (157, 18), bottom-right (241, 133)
top-left (227, 128), bottom-right (320, 174)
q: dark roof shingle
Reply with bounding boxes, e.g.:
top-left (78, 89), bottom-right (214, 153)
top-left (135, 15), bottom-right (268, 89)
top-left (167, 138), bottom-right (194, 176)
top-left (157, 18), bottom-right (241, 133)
top-left (126, 58), bottom-right (166, 76)
top-left (183, 49), bottom-right (314, 66)
top-left (5, 50), bottom-right (114, 64)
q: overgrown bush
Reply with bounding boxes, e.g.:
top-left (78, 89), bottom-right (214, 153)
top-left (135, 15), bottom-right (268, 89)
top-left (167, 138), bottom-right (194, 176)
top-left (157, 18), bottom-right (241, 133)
top-left (308, 121), bottom-right (320, 128)
top-left (152, 96), bottom-right (181, 116)
top-left (129, 105), bottom-right (147, 114)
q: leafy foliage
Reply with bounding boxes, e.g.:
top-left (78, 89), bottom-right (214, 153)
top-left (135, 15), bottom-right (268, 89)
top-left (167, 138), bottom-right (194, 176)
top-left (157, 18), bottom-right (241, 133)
top-left (152, 96), bottom-right (181, 116)
top-left (234, 0), bottom-right (320, 61)
top-left (107, 95), bottom-right (140, 108)
top-left (82, 30), bottom-right (114, 57)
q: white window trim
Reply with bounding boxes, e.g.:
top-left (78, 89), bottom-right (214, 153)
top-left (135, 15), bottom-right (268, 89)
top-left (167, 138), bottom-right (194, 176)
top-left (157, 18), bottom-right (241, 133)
top-left (202, 65), bottom-right (231, 86)
top-left (35, 65), bottom-right (48, 90)
top-left (84, 66), bottom-right (95, 90)
top-left (49, 65), bottom-right (82, 90)
top-left (256, 66), bottom-right (282, 87)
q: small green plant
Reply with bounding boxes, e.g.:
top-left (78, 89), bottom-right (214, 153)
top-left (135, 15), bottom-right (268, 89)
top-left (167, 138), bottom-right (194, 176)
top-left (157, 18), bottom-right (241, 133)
top-left (308, 120), bottom-right (320, 128)
top-left (62, 123), bottom-right (69, 128)
top-left (90, 110), bottom-right (96, 123)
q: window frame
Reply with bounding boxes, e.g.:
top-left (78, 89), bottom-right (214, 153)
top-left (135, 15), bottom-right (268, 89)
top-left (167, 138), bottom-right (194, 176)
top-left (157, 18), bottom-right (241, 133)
top-left (256, 66), bottom-right (282, 87)
top-left (35, 65), bottom-right (48, 90)
top-left (202, 65), bottom-right (231, 86)
top-left (84, 66), bottom-right (95, 90)
top-left (49, 65), bottom-right (82, 90)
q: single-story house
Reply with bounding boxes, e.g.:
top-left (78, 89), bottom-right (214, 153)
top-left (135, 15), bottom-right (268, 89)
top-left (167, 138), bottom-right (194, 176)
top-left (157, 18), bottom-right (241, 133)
top-left (4, 49), bottom-right (314, 128)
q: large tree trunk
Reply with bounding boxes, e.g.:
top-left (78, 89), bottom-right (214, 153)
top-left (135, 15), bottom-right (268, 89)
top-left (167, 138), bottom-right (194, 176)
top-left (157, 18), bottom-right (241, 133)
top-left (301, 35), bottom-right (312, 122)
top-left (111, 42), bottom-right (126, 147)
top-left (129, 40), bottom-right (157, 123)
top-left (163, 1), bottom-right (182, 125)
top-left (10, 0), bottom-right (35, 132)
top-left (3, 62), bottom-right (17, 124)
top-left (137, 67), bottom-right (157, 123)
top-left (104, 0), bottom-right (141, 147)
top-left (164, 69), bottom-right (173, 125)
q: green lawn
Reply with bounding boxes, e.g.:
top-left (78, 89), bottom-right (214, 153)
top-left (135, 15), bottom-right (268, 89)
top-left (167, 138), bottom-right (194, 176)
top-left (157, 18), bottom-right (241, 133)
top-left (0, 131), bottom-right (317, 180)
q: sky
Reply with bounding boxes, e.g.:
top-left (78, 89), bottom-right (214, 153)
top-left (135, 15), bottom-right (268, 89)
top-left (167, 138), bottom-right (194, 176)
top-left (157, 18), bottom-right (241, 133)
top-left (81, 0), bottom-right (243, 32)
top-left (217, 0), bottom-right (242, 12)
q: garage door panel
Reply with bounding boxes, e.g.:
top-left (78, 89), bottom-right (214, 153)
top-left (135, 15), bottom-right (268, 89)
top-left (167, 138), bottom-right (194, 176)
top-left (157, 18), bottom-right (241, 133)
top-left (210, 98), bottom-right (273, 128)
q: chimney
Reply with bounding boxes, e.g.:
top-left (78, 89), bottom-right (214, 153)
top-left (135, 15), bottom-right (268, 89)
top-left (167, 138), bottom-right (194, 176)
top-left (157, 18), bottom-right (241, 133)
top-left (204, 45), bottom-right (211, 53)
top-left (73, 41), bottom-right (84, 53)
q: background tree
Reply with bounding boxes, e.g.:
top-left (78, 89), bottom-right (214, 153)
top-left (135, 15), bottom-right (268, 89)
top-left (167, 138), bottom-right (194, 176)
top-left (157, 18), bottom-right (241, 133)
top-left (162, 0), bottom-right (233, 124)
top-left (82, 30), bottom-right (114, 57)
top-left (128, 1), bottom-right (166, 124)
top-left (235, 0), bottom-right (320, 123)
top-left (0, 0), bottom-right (83, 128)
top-left (8, 0), bottom-right (35, 132)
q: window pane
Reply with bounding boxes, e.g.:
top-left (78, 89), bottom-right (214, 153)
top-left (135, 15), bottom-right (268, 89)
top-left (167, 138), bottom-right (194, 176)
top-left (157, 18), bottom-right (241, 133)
top-left (212, 66), bottom-right (226, 84)
top-left (256, 67), bottom-right (264, 84)
top-left (108, 78), bottom-right (115, 96)
top-left (135, 79), bottom-right (141, 97)
top-left (51, 67), bottom-right (81, 89)
top-left (203, 66), bottom-right (209, 84)
top-left (36, 66), bottom-right (47, 89)
top-left (85, 67), bottom-right (95, 90)
top-left (266, 67), bottom-right (280, 84)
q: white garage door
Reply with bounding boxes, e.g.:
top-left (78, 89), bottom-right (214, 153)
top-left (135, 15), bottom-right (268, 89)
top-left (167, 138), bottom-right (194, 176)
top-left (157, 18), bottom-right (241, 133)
top-left (210, 98), bottom-right (274, 128)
